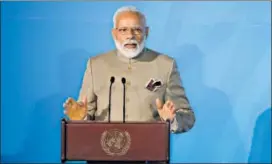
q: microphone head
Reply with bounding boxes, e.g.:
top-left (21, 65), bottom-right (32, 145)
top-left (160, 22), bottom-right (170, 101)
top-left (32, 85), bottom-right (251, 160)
top-left (110, 76), bottom-right (115, 83)
top-left (121, 77), bottom-right (126, 84)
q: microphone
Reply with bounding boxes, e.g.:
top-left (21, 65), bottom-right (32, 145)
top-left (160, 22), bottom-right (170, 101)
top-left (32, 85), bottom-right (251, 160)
top-left (108, 76), bottom-right (115, 122)
top-left (121, 77), bottom-right (126, 123)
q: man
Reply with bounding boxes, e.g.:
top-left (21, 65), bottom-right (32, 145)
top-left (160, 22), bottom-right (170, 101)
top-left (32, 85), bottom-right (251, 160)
top-left (63, 6), bottom-right (195, 134)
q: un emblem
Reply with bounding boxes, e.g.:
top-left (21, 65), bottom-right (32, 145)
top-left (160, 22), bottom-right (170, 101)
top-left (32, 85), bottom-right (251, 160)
top-left (100, 129), bottom-right (131, 156)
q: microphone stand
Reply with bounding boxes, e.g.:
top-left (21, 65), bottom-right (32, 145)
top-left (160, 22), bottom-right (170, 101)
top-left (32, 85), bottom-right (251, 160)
top-left (108, 76), bottom-right (115, 122)
top-left (121, 77), bottom-right (126, 123)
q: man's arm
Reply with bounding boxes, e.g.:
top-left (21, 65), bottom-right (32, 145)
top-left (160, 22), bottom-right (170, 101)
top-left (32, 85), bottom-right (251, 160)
top-left (165, 59), bottom-right (195, 133)
top-left (78, 58), bottom-right (97, 120)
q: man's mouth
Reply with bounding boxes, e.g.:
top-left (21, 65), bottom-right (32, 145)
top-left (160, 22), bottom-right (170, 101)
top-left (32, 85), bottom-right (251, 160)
top-left (124, 43), bottom-right (137, 49)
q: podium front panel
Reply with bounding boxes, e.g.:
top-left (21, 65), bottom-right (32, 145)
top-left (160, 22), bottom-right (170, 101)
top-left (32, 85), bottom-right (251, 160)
top-left (61, 120), bottom-right (169, 162)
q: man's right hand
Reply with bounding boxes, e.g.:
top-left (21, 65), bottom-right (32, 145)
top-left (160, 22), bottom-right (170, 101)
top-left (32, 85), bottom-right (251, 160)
top-left (63, 97), bottom-right (87, 120)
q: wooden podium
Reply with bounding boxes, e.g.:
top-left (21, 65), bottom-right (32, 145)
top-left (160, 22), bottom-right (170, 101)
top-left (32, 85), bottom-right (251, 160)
top-left (61, 118), bottom-right (170, 163)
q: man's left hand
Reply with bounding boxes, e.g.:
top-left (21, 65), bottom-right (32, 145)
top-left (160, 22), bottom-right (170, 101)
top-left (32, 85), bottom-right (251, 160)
top-left (156, 98), bottom-right (176, 122)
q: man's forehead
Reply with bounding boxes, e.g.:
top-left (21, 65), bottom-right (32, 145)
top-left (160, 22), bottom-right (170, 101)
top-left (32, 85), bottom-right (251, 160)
top-left (117, 11), bottom-right (142, 19)
top-left (116, 12), bottom-right (143, 26)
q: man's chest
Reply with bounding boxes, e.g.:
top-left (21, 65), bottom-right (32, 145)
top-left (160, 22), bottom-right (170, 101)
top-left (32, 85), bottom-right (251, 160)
top-left (92, 61), bottom-right (168, 97)
top-left (91, 60), bottom-right (169, 121)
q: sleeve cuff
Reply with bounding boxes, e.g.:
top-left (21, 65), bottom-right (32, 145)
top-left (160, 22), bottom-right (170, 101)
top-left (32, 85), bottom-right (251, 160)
top-left (170, 115), bottom-right (182, 133)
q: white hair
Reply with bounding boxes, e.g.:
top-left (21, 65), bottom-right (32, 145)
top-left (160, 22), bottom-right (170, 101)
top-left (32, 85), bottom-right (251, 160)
top-left (113, 6), bottom-right (146, 28)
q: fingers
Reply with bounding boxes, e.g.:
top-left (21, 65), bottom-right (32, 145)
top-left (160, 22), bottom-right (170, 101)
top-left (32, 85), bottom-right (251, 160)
top-left (63, 97), bottom-right (88, 120)
top-left (63, 97), bottom-right (72, 108)
top-left (169, 101), bottom-right (175, 109)
top-left (83, 96), bottom-right (87, 106)
top-left (63, 97), bottom-right (77, 115)
top-left (164, 100), bottom-right (173, 108)
top-left (156, 100), bottom-right (176, 121)
top-left (164, 100), bottom-right (175, 112)
top-left (82, 97), bottom-right (88, 113)
top-left (78, 97), bottom-right (88, 112)
top-left (165, 100), bottom-right (171, 108)
top-left (169, 101), bottom-right (176, 115)
top-left (156, 98), bottom-right (163, 110)
top-left (63, 98), bottom-right (71, 115)
top-left (82, 98), bottom-right (88, 113)
top-left (156, 99), bottom-right (176, 110)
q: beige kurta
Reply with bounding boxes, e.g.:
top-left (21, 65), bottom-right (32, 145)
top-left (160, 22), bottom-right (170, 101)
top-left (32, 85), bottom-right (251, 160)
top-left (78, 48), bottom-right (195, 133)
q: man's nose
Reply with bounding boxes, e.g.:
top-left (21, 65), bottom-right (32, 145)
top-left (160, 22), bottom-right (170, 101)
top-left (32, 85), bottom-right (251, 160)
top-left (126, 29), bottom-right (135, 39)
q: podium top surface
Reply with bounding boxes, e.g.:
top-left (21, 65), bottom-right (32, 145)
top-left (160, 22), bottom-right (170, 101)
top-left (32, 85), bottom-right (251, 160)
top-left (62, 119), bottom-right (170, 124)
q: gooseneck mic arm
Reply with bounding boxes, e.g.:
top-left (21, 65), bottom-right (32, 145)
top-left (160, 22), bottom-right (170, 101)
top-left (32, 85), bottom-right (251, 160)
top-left (121, 77), bottom-right (126, 123)
top-left (108, 76), bottom-right (115, 122)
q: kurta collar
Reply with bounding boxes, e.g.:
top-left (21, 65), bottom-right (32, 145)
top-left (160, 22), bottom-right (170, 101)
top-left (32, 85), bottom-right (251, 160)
top-left (116, 48), bottom-right (148, 63)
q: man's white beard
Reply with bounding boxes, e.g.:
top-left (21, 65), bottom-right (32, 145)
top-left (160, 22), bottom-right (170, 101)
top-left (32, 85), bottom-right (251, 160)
top-left (114, 37), bottom-right (146, 59)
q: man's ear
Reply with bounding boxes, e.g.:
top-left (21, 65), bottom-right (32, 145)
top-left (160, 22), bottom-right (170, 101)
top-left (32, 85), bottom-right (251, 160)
top-left (145, 27), bottom-right (149, 38)
top-left (112, 28), bottom-right (117, 40)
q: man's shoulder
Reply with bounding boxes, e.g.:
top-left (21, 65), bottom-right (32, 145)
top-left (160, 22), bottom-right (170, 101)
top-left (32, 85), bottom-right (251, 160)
top-left (88, 49), bottom-right (116, 63)
top-left (146, 48), bottom-right (175, 64)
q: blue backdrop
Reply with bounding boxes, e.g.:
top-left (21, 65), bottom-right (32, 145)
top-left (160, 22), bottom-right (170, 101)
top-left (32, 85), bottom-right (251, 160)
top-left (1, 1), bottom-right (271, 163)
